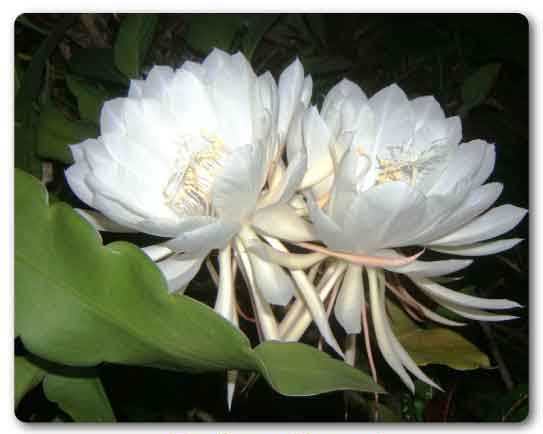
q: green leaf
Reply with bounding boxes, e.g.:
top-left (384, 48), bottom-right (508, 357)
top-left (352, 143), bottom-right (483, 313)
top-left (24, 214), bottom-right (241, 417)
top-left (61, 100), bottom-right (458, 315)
top-left (66, 75), bottom-right (110, 124)
top-left (69, 48), bottom-right (129, 86)
top-left (15, 15), bottom-right (76, 124)
top-left (15, 356), bottom-right (46, 408)
top-left (114, 14), bottom-right (158, 79)
top-left (15, 169), bottom-right (255, 372)
top-left (43, 372), bottom-right (115, 422)
top-left (388, 302), bottom-right (490, 370)
top-left (36, 105), bottom-right (98, 164)
top-left (460, 63), bottom-right (502, 114)
top-left (185, 14), bottom-right (246, 54)
top-left (253, 342), bottom-right (384, 395)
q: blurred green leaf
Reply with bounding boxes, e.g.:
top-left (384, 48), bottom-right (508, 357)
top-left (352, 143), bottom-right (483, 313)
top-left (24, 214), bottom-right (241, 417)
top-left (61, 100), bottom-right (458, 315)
top-left (15, 15), bottom-right (76, 124)
top-left (300, 55), bottom-right (352, 76)
top-left (241, 14), bottom-right (280, 60)
top-left (460, 63), bottom-right (502, 115)
top-left (66, 75), bottom-right (110, 124)
top-left (15, 123), bottom-right (42, 178)
top-left (69, 48), bottom-right (129, 86)
top-left (15, 356), bottom-right (46, 408)
top-left (253, 342), bottom-right (384, 395)
top-left (114, 14), bottom-right (159, 79)
top-left (185, 14), bottom-right (246, 53)
top-left (389, 302), bottom-right (490, 370)
top-left (43, 372), bottom-right (115, 422)
top-left (304, 14), bottom-right (328, 47)
top-left (36, 105), bottom-right (98, 164)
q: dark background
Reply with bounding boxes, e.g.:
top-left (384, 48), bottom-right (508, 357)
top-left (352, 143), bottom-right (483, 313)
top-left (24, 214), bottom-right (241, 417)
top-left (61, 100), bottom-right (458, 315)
top-left (15, 13), bottom-right (529, 422)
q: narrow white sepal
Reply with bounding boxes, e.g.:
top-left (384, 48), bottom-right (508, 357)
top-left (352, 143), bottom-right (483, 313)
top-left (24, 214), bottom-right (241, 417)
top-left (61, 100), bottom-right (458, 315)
top-left (411, 277), bottom-right (521, 310)
top-left (430, 238), bottom-right (524, 256)
top-left (368, 268), bottom-right (414, 393)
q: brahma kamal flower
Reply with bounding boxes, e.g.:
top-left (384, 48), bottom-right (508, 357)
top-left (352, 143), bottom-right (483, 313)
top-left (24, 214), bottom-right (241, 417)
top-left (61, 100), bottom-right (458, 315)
top-left (262, 80), bottom-right (527, 392)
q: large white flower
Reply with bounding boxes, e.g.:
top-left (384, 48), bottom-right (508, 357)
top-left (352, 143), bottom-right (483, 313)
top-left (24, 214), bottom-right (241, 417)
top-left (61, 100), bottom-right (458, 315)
top-left (66, 49), bottom-right (313, 295)
top-left (276, 80), bottom-right (527, 391)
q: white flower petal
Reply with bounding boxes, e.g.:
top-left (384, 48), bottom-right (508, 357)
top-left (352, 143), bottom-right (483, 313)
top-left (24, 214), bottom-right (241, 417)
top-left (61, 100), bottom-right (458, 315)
top-left (329, 147), bottom-right (371, 223)
top-left (334, 264), bottom-right (364, 334)
top-left (343, 182), bottom-right (427, 252)
top-left (369, 83), bottom-right (414, 148)
top-left (416, 182), bottom-right (503, 244)
top-left (429, 204), bottom-right (527, 246)
top-left (277, 58), bottom-right (304, 140)
top-left (381, 249), bottom-right (473, 277)
top-left (168, 69), bottom-right (217, 134)
top-left (306, 197), bottom-right (346, 250)
top-left (472, 142), bottom-right (496, 187)
top-left (430, 238), bottom-right (524, 256)
top-left (164, 220), bottom-right (240, 254)
top-left (301, 75), bottom-right (313, 107)
top-left (142, 65), bottom-right (174, 99)
top-left (252, 202), bottom-right (316, 242)
top-left (75, 209), bottom-right (138, 233)
top-left (299, 106), bottom-right (334, 194)
top-left (321, 79), bottom-right (367, 128)
top-left (100, 98), bottom-right (126, 135)
top-left (427, 140), bottom-right (488, 197)
top-left (368, 268), bottom-right (414, 392)
top-left (141, 244), bottom-right (173, 262)
top-left (156, 253), bottom-right (206, 293)
top-left (430, 297), bottom-right (519, 322)
top-left (127, 79), bottom-right (144, 98)
top-left (249, 252), bottom-right (296, 306)
top-left (65, 161), bottom-right (94, 207)
top-left (213, 143), bottom-right (269, 221)
top-left (410, 95), bottom-right (445, 129)
top-left (411, 277), bottom-right (521, 310)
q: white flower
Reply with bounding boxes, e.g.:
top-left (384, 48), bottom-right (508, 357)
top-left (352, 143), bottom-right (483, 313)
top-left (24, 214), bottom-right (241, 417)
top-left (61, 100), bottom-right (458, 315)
top-left (281, 80), bottom-right (527, 391)
top-left (66, 49), bottom-right (313, 296)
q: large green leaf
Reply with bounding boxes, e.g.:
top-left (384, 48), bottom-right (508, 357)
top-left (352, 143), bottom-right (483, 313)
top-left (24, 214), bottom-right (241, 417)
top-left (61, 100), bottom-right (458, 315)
top-left (36, 105), bottom-right (98, 164)
top-left (43, 372), bottom-right (115, 422)
top-left (69, 48), bottom-right (129, 86)
top-left (388, 302), bottom-right (490, 370)
top-left (66, 75), bottom-right (110, 124)
top-left (254, 342), bottom-right (384, 395)
top-left (15, 169), bottom-right (255, 372)
top-left (15, 170), bottom-right (382, 396)
top-left (15, 356), bottom-right (46, 408)
top-left (114, 14), bottom-right (158, 79)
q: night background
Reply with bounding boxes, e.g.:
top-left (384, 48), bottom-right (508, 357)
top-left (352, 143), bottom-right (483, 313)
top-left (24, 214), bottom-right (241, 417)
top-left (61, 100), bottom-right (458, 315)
top-left (15, 13), bottom-right (529, 422)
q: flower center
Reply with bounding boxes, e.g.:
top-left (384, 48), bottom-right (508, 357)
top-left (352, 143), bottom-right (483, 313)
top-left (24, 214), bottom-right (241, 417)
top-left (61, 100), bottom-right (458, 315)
top-left (375, 142), bottom-right (448, 187)
top-left (163, 131), bottom-right (227, 217)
